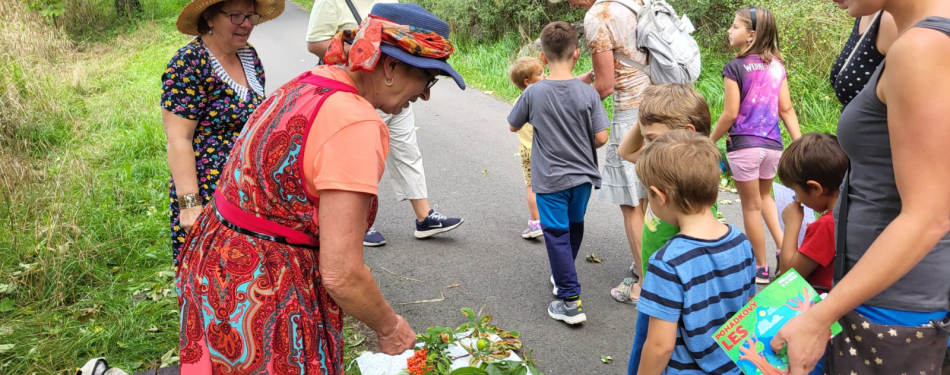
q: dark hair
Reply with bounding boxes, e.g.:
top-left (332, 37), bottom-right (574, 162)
top-left (777, 133), bottom-right (849, 195)
top-left (638, 84), bottom-right (712, 136)
top-left (735, 7), bottom-right (783, 63)
top-left (636, 130), bottom-right (720, 214)
top-left (539, 21), bottom-right (578, 62)
top-left (197, 0), bottom-right (255, 35)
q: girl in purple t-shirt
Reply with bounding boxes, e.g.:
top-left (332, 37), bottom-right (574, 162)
top-left (711, 6), bottom-right (801, 284)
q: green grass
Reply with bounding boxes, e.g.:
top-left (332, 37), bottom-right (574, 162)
top-left (290, 0), bottom-right (314, 12)
top-left (0, 3), bottom-right (369, 373)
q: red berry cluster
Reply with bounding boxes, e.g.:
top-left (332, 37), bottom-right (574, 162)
top-left (407, 348), bottom-right (434, 375)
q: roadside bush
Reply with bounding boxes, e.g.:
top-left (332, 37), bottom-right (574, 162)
top-left (411, 0), bottom-right (584, 43)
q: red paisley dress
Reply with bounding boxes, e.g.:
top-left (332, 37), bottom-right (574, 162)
top-left (177, 67), bottom-right (389, 374)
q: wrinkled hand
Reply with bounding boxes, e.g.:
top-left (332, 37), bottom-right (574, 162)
top-left (377, 315), bottom-right (416, 355)
top-left (771, 311), bottom-right (831, 375)
top-left (782, 201), bottom-right (805, 224)
top-left (180, 206), bottom-right (204, 232)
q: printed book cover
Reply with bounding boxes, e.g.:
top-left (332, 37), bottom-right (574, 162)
top-left (712, 269), bottom-right (842, 374)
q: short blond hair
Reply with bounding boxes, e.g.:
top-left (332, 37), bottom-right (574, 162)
top-left (636, 130), bottom-right (720, 214)
top-left (638, 84), bottom-right (712, 136)
top-left (509, 57), bottom-right (542, 91)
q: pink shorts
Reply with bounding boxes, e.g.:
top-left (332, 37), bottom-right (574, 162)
top-left (727, 148), bottom-right (782, 182)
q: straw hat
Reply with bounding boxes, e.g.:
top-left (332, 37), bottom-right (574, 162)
top-left (176, 0), bottom-right (285, 36)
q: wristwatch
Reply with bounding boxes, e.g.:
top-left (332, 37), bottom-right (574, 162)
top-left (178, 193), bottom-right (201, 210)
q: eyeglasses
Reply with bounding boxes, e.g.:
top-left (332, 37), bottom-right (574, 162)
top-left (418, 68), bottom-right (439, 90)
top-left (219, 11), bottom-right (262, 25)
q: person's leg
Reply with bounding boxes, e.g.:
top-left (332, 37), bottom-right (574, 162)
top-left (540, 187), bottom-right (587, 324)
top-left (728, 148), bottom-right (768, 270)
top-left (381, 106), bottom-right (463, 238)
top-left (382, 105), bottom-right (429, 218)
top-left (759, 178), bottom-right (784, 249)
top-left (627, 311), bottom-right (650, 375)
top-left (758, 149), bottom-right (785, 249)
top-left (537, 190), bottom-right (579, 299)
top-left (620, 202), bottom-right (645, 300)
top-left (736, 180), bottom-right (766, 266)
top-left (567, 184), bottom-right (593, 260)
top-left (527, 185), bottom-right (540, 221)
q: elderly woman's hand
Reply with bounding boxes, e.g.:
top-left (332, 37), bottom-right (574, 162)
top-left (180, 206), bottom-right (204, 232)
top-left (376, 315), bottom-right (416, 355)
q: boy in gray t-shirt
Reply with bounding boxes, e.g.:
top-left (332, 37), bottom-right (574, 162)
top-left (507, 21), bottom-right (609, 325)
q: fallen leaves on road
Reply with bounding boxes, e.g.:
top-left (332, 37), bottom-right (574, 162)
top-left (586, 253), bottom-right (602, 263)
top-left (446, 284), bottom-right (461, 288)
top-left (601, 355), bottom-right (612, 364)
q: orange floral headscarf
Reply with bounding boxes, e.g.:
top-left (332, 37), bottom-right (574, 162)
top-left (323, 15), bottom-right (454, 72)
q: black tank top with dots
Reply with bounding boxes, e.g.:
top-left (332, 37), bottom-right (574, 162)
top-left (830, 13), bottom-right (886, 108)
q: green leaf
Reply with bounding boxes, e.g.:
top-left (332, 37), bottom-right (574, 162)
top-left (461, 307), bottom-right (477, 322)
top-left (0, 344), bottom-right (13, 353)
top-left (601, 355), bottom-right (612, 364)
top-left (506, 330), bottom-right (520, 338)
top-left (0, 298), bottom-right (14, 312)
top-left (449, 367), bottom-right (490, 375)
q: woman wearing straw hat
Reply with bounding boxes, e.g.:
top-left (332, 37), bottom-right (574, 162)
top-left (175, 3), bottom-right (465, 373)
top-left (161, 0), bottom-right (283, 266)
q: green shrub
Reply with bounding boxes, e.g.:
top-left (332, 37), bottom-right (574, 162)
top-left (410, 0), bottom-right (585, 43)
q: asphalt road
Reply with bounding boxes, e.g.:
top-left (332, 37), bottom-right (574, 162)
top-left (246, 4), bottom-right (778, 374)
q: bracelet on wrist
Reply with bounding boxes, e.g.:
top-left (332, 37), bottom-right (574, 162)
top-left (178, 193), bottom-right (201, 209)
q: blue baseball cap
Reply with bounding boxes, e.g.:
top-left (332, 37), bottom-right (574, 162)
top-left (369, 3), bottom-right (466, 90)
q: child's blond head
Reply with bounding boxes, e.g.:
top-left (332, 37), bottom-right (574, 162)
top-left (638, 84), bottom-right (712, 136)
top-left (636, 130), bottom-right (720, 214)
top-left (509, 57), bottom-right (543, 91)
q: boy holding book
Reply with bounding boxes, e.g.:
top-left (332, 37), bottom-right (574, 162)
top-left (635, 130), bottom-right (755, 374)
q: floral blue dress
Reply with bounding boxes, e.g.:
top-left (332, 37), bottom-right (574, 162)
top-left (161, 37), bottom-right (265, 265)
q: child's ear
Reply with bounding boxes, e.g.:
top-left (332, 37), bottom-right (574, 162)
top-left (684, 124), bottom-right (696, 132)
top-left (540, 52), bottom-right (549, 66)
top-left (523, 78), bottom-right (531, 88)
top-left (572, 48), bottom-right (580, 62)
top-left (805, 180), bottom-right (824, 196)
top-left (649, 186), bottom-right (668, 206)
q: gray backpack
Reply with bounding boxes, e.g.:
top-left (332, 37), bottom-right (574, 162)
top-left (593, 0), bottom-right (701, 85)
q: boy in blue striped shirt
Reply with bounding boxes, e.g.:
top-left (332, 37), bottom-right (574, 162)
top-left (634, 130), bottom-right (756, 374)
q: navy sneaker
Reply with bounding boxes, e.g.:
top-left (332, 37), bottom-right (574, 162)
top-left (414, 209), bottom-right (463, 238)
top-left (363, 226), bottom-right (386, 247)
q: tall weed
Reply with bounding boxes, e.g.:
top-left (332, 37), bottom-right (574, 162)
top-left (0, 1), bottom-right (188, 373)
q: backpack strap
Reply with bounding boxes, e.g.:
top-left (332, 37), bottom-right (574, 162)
top-left (343, 0), bottom-right (362, 25)
top-left (833, 165), bottom-right (851, 284)
top-left (594, 0), bottom-right (643, 15)
top-left (591, 0), bottom-right (649, 72)
top-left (837, 11), bottom-right (881, 79)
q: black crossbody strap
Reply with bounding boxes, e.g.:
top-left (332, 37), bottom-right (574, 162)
top-left (833, 165), bottom-right (851, 283)
top-left (343, 0), bottom-right (362, 25)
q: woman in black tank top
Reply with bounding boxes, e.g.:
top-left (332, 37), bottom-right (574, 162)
top-left (829, 9), bottom-right (897, 108)
top-left (772, 0), bottom-right (950, 373)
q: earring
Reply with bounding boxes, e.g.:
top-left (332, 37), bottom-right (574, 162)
top-left (385, 77), bottom-right (394, 86)
top-left (747, 40), bottom-right (751, 46)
